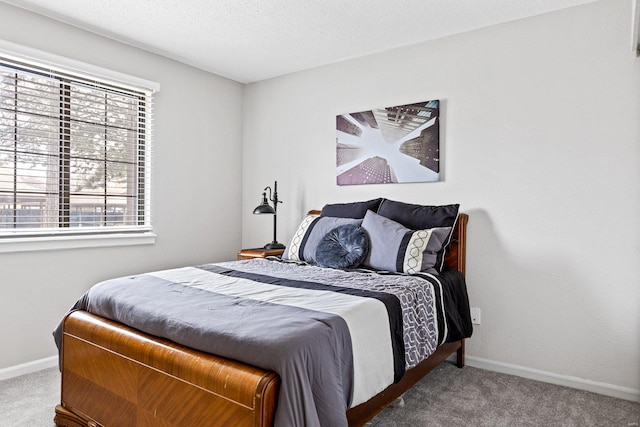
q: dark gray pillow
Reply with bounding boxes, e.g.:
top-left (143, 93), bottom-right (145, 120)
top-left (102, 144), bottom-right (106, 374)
top-left (377, 199), bottom-right (459, 230)
top-left (315, 224), bottom-right (369, 269)
top-left (320, 198), bottom-right (383, 219)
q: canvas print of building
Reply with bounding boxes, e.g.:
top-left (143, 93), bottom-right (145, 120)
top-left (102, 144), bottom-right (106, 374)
top-left (336, 100), bottom-right (440, 185)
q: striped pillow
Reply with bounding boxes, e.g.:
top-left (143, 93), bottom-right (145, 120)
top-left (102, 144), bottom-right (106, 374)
top-left (361, 210), bottom-right (451, 275)
top-left (283, 214), bottom-right (363, 264)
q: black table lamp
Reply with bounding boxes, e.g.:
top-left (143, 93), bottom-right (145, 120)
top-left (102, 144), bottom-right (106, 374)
top-left (253, 181), bottom-right (285, 250)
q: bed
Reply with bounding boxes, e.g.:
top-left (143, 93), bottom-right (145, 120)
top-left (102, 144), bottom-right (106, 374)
top-left (53, 199), bottom-right (471, 427)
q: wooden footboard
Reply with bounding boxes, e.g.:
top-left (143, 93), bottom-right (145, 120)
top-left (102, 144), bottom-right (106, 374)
top-left (55, 311), bottom-right (279, 427)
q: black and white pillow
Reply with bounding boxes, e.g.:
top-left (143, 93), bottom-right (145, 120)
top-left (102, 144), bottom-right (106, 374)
top-left (283, 214), bottom-right (363, 264)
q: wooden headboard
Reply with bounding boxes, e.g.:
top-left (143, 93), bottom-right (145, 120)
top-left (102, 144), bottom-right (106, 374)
top-left (307, 210), bottom-right (468, 276)
top-left (445, 212), bottom-right (468, 276)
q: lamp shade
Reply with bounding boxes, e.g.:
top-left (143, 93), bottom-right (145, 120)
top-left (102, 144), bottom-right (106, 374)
top-left (253, 203), bottom-right (275, 215)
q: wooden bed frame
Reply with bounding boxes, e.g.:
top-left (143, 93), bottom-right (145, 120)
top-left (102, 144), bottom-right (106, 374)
top-left (54, 213), bottom-right (468, 427)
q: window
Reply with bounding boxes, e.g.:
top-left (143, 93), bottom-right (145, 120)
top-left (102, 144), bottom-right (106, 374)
top-left (0, 51), bottom-right (156, 246)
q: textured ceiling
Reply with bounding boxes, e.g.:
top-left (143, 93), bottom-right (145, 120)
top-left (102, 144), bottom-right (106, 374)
top-left (0, 0), bottom-right (597, 83)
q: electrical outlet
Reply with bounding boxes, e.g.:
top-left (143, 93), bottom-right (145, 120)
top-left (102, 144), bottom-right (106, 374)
top-left (470, 307), bottom-right (481, 325)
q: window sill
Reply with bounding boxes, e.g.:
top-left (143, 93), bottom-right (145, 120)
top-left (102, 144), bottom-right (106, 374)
top-left (0, 232), bottom-right (156, 254)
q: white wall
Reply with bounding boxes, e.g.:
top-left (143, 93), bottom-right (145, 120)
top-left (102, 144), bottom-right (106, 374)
top-left (0, 3), bottom-right (244, 370)
top-left (243, 0), bottom-right (640, 396)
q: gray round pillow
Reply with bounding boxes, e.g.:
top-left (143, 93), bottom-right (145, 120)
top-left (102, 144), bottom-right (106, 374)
top-left (315, 224), bottom-right (369, 269)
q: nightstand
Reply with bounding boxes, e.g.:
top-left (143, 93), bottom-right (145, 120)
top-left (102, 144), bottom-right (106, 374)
top-left (237, 247), bottom-right (285, 260)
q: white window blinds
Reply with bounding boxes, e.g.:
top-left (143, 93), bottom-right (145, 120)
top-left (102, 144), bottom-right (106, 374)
top-left (0, 54), bottom-right (155, 238)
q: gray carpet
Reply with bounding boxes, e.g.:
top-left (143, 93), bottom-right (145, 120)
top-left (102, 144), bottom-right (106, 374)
top-left (368, 362), bottom-right (639, 426)
top-left (1, 367), bottom-right (60, 427)
top-left (1, 362), bottom-right (638, 427)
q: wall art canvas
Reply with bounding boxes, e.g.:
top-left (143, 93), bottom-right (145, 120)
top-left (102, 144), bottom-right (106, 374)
top-left (336, 100), bottom-right (440, 185)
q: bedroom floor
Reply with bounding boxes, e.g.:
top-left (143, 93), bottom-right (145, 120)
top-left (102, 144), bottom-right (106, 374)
top-left (1, 362), bottom-right (638, 427)
top-left (368, 362), bottom-right (639, 426)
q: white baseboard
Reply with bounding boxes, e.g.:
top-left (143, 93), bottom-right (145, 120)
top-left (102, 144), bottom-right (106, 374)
top-left (3, 353), bottom-right (639, 404)
top-left (0, 355), bottom-right (58, 381)
top-left (464, 355), bottom-right (640, 403)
